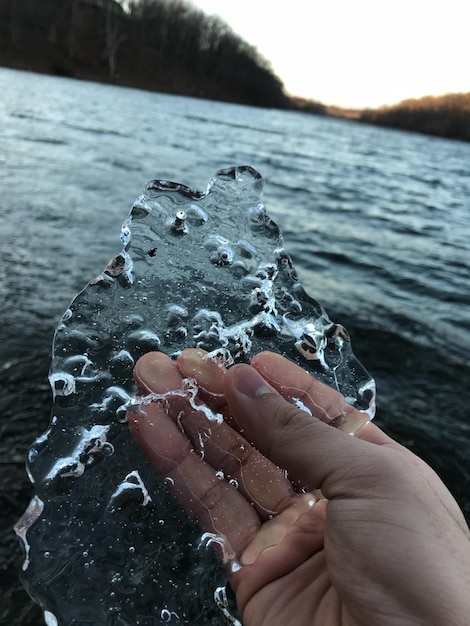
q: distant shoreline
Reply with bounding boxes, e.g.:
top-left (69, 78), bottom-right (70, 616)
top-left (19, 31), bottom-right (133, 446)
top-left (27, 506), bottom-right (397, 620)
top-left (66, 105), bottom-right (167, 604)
top-left (355, 93), bottom-right (470, 143)
top-left (2, 57), bottom-right (468, 145)
top-left (300, 96), bottom-right (470, 143)
top-left (1, 0), bottom-right (468, 142)
top-left (2, 60), bottom-right (469, 143)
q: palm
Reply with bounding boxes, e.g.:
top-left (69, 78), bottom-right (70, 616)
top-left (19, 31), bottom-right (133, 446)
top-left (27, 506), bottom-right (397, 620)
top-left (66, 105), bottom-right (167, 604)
top-left (236, 503), bottom-right (358, 626)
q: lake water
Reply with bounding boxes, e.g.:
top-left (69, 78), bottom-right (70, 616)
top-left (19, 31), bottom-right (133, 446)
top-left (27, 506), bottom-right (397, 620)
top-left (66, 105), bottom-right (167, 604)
top-left (1, 67), bottom-right (469, 624)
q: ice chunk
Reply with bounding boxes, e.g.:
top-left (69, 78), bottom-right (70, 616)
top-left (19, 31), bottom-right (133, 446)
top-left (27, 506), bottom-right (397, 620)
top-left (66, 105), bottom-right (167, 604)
top-left (16, 166), bottom-right (375, 625)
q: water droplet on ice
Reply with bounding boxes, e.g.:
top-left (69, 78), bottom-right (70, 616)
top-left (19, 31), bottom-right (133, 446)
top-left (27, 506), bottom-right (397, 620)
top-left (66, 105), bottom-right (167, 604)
top-left (101, 442), bottom-right (114, 456)
top-left (44, 611), bottom-right (58, 626)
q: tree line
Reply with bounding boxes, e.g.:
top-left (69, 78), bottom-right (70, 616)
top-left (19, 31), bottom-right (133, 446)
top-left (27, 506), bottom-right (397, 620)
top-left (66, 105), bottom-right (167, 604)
top-left (0, 0), bottom-right (291, 108)
top-left (360, 93), bottom-right (470, 142)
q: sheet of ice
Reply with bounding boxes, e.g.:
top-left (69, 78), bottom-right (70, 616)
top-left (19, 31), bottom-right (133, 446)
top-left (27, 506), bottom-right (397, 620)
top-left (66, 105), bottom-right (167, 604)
top-left (16, 166), bottom-right (375, 625)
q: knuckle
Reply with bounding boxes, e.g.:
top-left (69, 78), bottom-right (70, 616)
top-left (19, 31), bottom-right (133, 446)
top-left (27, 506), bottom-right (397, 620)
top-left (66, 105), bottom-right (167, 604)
top-left (221, 436), bottom-right (255, 475)
top-left (265, 397), bottom-right (310, 457)
top-left (196, 479), bottom-right (227, 515)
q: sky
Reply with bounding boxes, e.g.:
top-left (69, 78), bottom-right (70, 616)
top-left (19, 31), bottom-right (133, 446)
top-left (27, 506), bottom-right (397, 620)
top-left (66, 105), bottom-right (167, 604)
top-left (192, 0), bottom-right (469, 109)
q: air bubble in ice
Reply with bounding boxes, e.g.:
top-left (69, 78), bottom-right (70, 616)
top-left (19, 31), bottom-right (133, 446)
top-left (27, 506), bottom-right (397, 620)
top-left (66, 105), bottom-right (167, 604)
top-left (161, 608), bottom-right (180, 623)
top-left (17, 166), bottom-right (375, 625)
top-left (109, 469), bottom-right (152, 508)
top-left (49, 372), bottom-right (76, 397)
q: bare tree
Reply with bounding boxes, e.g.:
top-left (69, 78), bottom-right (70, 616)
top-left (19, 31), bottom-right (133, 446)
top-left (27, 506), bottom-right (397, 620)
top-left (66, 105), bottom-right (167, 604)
top-left (67, 0), bottom-right (78, 59)
top-left (104, 0), bottom-right (125, 79)
top-left (7, 0), bottom-right (21, 50)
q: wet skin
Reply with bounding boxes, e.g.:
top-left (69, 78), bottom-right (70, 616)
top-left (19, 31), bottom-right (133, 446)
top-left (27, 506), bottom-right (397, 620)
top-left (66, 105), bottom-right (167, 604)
top-left (128, 349), bottom-right (470, 626)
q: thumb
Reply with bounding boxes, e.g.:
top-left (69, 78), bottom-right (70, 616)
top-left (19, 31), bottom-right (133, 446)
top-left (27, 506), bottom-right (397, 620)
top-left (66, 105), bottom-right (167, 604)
top-left (224, 363), bottom-right (386, 500)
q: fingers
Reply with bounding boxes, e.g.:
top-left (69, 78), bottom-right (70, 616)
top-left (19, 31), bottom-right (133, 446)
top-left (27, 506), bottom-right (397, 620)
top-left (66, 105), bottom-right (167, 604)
top-left (129, 351), bottom-right (297, 552)
top-left (251, 352), bottom-right (400, 447)
top-left (131, 397), bottom-right (259, 563)
top-left (250, 351), bottom-right (371, 434)
top-left (134, 350), bottom-right (183, 395)
top-left (354, 421), bottom-right (398, 446)
top-left (176, 348), bottom-right (228, 411)
top-left (224, 361), bottom-right (392, 500)
top-left (185, 420), bottom-right (296, 520)
top-left (129, 352), bottom-right (260, 560)
top-left (250, 352), bottom-right (398, 447)
top-left (178, 350), bottom-right (298, 518)
top-left (131, 350), bottom-right (397, 520)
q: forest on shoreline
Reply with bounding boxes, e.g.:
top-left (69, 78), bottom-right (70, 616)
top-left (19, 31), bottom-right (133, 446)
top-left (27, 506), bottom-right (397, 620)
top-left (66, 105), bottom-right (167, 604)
top-left (0, 0), bottom-right (291, 108)
top-left (358, 93), bottom-right (470, 142)
top-left (0, 0), bottom-right (468, 141)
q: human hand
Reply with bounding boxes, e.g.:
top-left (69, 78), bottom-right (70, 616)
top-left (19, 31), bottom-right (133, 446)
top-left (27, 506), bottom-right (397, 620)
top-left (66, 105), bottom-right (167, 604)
top-left (128, 349), bottom-right (470, 626)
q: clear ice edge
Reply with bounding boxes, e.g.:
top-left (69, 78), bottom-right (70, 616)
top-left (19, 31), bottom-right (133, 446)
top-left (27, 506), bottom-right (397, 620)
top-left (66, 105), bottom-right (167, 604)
top-left (16, 165), bottom-right (375, 625)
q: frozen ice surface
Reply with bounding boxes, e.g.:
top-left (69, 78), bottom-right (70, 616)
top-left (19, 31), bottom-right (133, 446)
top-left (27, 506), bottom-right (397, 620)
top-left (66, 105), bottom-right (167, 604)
top-left (17, 166), bottom-right (375, 625)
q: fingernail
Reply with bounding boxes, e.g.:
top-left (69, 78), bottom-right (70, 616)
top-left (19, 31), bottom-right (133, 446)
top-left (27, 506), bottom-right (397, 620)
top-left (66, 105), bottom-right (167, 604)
top-left (234, 365), bottom-right (273, 399)
top-left (177, 348), bottom-right (206, 377)
top-left (137, 355), bottom-right (162, 390)
top-left (177, 348), bottom-right (227, 397)
top-left (135, 352), bottom-right (179, 393)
